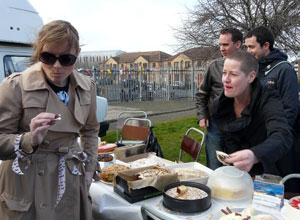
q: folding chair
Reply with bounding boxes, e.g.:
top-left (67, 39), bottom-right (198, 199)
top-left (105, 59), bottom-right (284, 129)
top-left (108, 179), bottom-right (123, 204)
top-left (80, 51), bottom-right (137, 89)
top-left (280, 173), bottom-right (300, 199)
top-left (178, 127), bottom-right (205, 162)
top-left (116, 111), bottom-right (148, 145)
top-left (119, 117), bottom-right (152, 146)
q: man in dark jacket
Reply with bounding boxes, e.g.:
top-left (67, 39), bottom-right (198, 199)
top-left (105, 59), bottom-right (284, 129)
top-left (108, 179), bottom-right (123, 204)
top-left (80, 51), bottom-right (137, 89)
top-left (195, 28), bottom-right (243, 170)
top-left (246, 27), bottom-right (300, 181)
top-left (245, 26), bottom-right (299, 127)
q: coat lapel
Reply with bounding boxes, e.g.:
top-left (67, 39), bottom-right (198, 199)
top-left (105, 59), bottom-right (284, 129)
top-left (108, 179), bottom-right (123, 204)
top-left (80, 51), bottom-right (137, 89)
top-left (46, 89), bottom-right (82, 133)
top-left (22, 63), bottom-right (87, 132)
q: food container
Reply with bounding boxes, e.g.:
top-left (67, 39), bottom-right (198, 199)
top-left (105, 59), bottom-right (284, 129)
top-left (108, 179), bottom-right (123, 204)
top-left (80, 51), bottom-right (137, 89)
top-left (163, 181), bottom-right (211, 213)
top-left (165, 162), bottom-right (211, 185)
top-left (113, 166), bottom-right (179, 203)
top-left (207, 166), bottom-right (253, 204)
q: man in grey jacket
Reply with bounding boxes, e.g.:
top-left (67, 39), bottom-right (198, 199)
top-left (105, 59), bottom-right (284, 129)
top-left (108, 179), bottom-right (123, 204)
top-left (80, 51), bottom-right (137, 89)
top-left (195, 28), bottom-right (243, 170)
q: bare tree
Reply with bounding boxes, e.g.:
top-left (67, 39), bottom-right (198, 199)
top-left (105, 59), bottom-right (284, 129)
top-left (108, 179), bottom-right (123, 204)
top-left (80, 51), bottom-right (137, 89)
top-left (174, 0), bottom-right (300, 56)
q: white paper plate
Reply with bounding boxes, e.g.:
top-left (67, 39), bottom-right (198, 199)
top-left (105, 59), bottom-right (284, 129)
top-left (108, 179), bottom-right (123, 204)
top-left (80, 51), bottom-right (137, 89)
top-left (210, 208), bottom-right (280, 220)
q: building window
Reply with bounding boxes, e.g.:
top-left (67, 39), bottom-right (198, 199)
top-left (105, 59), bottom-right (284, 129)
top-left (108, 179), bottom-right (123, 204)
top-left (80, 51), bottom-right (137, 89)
top-left (168, 62), bottom-right (171, 67)
top-left (174, 62), bottom-right (179, 69)
top-left (185, 61), bottom-right (190, 69)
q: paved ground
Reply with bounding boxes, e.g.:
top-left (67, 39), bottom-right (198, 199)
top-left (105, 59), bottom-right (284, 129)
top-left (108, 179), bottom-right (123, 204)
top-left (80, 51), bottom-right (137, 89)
top-left (105, 98), bottom-right (197, 131)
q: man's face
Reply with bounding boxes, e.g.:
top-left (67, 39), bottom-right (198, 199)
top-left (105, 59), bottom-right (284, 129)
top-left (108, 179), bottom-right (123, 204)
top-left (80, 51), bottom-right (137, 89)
top-left (245, 36), bottom-right (268, 59)
top-left (219, 33), bottom-right (241, 58)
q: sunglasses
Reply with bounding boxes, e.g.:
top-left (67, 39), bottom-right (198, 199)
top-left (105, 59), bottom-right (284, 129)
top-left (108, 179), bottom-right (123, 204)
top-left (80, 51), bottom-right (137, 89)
top-left (39, 52), bottom-right (77, 66)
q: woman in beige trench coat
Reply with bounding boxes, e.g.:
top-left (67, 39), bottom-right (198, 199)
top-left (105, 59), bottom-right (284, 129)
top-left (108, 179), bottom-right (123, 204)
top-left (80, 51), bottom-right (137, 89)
top-left (0, 20), bottom-right (99, 220)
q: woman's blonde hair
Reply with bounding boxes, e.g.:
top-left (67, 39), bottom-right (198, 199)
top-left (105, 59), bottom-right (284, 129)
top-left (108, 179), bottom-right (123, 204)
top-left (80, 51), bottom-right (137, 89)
top-left (31, 20), bottom-right (80, 64)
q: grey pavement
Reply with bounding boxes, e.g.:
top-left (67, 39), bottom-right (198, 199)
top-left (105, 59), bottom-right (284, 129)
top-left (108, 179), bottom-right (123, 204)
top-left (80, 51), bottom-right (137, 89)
top-left (105, 98), bottom-right (197, 131)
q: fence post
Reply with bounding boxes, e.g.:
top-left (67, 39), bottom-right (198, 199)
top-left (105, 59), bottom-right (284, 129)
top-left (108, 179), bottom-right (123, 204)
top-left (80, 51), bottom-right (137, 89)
top-left (167, 68), bottom-right (170, 100)
top-left (191, 67), bottom-right (195, 100)
top-left (139, 71), bottom-right (142, 102)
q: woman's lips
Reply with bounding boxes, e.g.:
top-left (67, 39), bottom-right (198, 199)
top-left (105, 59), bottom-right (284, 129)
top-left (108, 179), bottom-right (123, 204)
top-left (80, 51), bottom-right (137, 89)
top-left (224, 85), bottom-right (232, 90)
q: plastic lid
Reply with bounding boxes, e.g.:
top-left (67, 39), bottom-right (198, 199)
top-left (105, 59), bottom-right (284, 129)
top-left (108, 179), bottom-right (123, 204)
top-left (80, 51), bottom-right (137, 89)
top-left (207, 166), bottom-right (253, 202)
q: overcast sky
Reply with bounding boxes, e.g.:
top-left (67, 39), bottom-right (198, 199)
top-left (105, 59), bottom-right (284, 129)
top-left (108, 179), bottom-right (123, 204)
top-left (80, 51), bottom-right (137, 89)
top-left (28, 0), bottom-right (197, 55)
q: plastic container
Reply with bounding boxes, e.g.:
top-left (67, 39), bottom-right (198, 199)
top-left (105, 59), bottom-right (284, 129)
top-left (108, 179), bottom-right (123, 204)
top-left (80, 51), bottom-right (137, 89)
top-left (207, 166), bottom-right (253, 204)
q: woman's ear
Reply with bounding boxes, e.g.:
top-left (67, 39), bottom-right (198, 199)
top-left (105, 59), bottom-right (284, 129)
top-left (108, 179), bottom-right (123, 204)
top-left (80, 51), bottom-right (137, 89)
top-left (249, 71), bottom-right (256, 83)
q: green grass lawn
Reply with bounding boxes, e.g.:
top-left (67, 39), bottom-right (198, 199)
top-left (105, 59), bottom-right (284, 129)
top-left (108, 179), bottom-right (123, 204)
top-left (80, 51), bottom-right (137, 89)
top-left (101, 116), bottom-right (207, 165)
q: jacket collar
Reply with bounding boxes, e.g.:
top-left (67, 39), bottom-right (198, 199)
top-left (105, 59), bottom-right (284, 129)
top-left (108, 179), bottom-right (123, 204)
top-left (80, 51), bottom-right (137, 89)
top-left (258, 48), bottom-right (288, 76)
top-left (22, 62), bottom-right (90, 92)
top-left (212, 78), bottom-right (262, 132)
top-left (21, 62), bottom-right (91, 126)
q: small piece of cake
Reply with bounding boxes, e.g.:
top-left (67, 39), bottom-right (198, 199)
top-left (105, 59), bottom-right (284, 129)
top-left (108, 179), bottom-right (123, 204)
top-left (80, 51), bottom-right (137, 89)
top-left (52, 114), bottom-right (62, 120)
top-left (176, 185), bottom-right (187, 195)
top-left (216, 150), bottom-right (230, 165)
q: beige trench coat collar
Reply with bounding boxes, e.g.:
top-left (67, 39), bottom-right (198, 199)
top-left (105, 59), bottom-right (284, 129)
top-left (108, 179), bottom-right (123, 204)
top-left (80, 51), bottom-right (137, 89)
top-left (21, 63), bottom-right (91, 131)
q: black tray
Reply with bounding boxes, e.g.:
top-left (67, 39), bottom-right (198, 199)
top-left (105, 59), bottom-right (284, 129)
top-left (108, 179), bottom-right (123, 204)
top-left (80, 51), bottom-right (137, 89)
top-left (113, 175), bottom-right (162, 203)
top-left (114, 185), bottom-right (162, 203)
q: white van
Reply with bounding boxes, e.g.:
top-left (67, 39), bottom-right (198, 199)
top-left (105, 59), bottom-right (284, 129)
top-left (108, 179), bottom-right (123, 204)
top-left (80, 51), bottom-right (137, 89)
top-left (0, 0), bottom-right (109, 136)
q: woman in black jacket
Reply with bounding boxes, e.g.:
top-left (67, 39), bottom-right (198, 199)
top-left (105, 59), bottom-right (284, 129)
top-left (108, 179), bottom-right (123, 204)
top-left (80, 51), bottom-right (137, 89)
top-left (211, 51), bottom-right (298, 191)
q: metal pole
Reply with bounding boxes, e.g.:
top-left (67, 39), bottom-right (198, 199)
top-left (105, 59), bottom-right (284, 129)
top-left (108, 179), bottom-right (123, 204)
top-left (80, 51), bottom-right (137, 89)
top-left (139, 71), bottom-right (142, 101)
top-left (191, 67), bottom-right (195, 100)
top-left (167, 68), bottom-right (170, 100)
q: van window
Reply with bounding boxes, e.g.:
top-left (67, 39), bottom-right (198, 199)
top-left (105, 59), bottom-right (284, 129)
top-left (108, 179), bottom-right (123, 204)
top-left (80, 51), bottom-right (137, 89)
top-left (4, 56), bottom-right (31, 77)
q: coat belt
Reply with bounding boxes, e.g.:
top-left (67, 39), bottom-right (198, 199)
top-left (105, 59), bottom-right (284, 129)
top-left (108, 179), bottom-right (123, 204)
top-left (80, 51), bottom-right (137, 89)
top-left (12, 135), bottom-right (89, 207)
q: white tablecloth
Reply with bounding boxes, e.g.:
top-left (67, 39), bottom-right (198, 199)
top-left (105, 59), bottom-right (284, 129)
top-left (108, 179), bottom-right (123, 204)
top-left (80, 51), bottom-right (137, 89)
top-left (91, 181), bottom-right (145, 220)
top-left (90, 162), bottom-right (288, 220)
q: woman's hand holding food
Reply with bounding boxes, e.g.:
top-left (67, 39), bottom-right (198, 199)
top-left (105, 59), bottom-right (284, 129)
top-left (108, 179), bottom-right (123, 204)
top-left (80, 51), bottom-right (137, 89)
top-left (224, 149), bottom-right (259, 172)
top-left (30, 112), bottom-right (58, 146)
